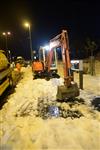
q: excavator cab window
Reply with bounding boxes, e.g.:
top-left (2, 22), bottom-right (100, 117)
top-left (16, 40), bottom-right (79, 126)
top-left (50, 50), bottom-right (56, 68)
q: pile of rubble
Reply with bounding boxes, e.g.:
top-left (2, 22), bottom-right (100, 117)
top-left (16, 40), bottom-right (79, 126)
top-left (37, 97), bottom-right (84, 119)
top-left (15, 96), bottom-right (84, 120)
top-left (91, 96), bottom-right (100, 111)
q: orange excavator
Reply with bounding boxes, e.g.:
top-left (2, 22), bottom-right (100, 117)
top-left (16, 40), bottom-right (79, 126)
top-left (48, 30), bottom-right (79, 100)
top-left (32, 30), bottom-right (79, 99)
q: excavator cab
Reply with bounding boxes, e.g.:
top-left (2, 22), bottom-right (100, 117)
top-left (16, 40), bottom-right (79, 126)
top-left (32, 52), bottom-right (44, 79)
top-left (39, 46), bottom-right (59, 78)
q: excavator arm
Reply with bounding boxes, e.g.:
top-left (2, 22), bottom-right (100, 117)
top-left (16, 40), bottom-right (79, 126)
top-left (49, 30), bottom-right (72, 87)
top-left (49, 30), bottom-right (79, 100)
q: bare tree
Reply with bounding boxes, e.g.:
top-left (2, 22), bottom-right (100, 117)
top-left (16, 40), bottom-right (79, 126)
top-left (84, 38), bottom-right (97, 75)
top-left (84, 38), bottom-right (97, 57)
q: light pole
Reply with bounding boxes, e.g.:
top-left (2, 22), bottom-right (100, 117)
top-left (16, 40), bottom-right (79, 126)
top-left (2, 32), bottom-right (11, 50)
top-left (2, 32), bottom-right (11, 60)
top-left (24, 22), bottom-right (33, 62)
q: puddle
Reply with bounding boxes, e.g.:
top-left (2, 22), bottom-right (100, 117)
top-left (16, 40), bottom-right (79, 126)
top-left (48, 106), bottom-right (59, 117)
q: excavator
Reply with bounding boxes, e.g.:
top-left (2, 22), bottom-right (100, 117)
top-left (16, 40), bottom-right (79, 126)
top-left (48, 30), bottom-right (79, 100)
top-left (32, 30), bottom-right (79, 99)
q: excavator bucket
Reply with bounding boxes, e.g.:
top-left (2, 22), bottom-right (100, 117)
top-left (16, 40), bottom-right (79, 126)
top-left (56, 82), bottom-right (79, 100)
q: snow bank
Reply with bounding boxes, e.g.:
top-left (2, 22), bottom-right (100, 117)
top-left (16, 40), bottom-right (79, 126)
top-left (0, 67), bottom-right (100, 150)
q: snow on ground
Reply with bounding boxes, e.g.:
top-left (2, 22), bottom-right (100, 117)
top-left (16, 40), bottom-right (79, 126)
top-left (0, 66), bottom-right (100, 150)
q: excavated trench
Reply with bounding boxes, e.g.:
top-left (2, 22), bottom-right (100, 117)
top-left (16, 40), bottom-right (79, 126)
top-left (37, 98), bottom-right (84, 119)
top-left (15, 97), bottom-right (85, 119)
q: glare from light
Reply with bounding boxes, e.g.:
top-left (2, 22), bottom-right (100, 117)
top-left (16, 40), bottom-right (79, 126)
top-left (34, 56), bottom-right (36, 59)
top-left (7, 32), bottom-right (11, 35)
top-left (43, 45), bottom-right (50, 51)
top-left (2, 32), bottom-right (11, 36)
top-left (71, 60), bottom-right (79, 63)
top-left (50, 41), bottom-right (60, 49)
top-left (2, 32), bottom-right (6, 35)
top-left (24, 22), bottom-right (30, 28)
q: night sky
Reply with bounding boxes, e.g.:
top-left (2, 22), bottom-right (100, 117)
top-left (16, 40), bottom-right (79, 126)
top-left (0, 0), bottom-right (100, 59)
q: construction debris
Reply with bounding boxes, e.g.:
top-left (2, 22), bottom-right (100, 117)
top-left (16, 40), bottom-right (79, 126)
top-left (91, 96), bottom-right (100, 111)
top-left (15, 96), bottom-right (84, 120)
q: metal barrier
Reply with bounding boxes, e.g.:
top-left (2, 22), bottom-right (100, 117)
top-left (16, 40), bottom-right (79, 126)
top-left (71, 60), bottom-right (83, 89)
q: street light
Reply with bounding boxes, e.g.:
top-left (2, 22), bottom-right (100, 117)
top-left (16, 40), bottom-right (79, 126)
top-left (24, 22), bottom-right (33, 62)
top-left (2, 31), bottom-right (11, 49)
top-left (2, 32), bottom-right (11, 61)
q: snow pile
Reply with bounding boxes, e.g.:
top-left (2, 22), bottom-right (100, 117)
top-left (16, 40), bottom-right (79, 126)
top-left (0, 67), bottom-right (100, 150)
